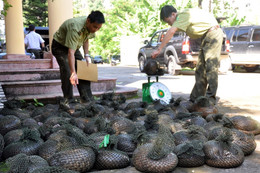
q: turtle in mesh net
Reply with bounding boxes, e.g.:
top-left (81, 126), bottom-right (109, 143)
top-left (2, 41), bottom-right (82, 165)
top-left (132, 126), bottom-right (178, 173)
top-left (208, 126), bottom-right (256, 156)
top-left (230, 115), bottom-right (260, 135)
top-left (5, 153), bottom-right (48, 173)
top-left (0, 134), bottom-right (4, 158)
top-left (0, 107), bottom-right (31, 120)
top-left (0, 115), bottom-right (21, 136)
top-left (3, 98), bottom-right (26, 109)
top-left (174, 140), bottom-right (205, 167)
top-left (38, 116), bottom-right (71, 140)
top-left (38, 125), bottom-right (82, 161)
top-left (96, 92), bottom-right (126, 109)
top-left (22, 117), bottom-right (39, 129)
top-left (31, 166), bottom-right (79, 173)
top-left (116, 133), bottom-right (137, 156)
top-left (170, 97), bottom-right (190, 114)
top-left (2, 128), bottom-right (44, 160)
top-left (109, 116), bottom-right (136, 135)
top-left (203, 128), bottom-right (245, 168)
top-left (81, 116), bottom-right (115, 135)
top-left (124, 101), bottom-right (148, 112)
top-left (48, 145), bottom-right (96, 172)
top-left (4, 128), bottom-right (40, 147)
top-left (143, 59), bottom-right (164, 76)
top-left (173, 125), bottom-right (208, 146)
top-left (203, 114), bottom-right (234, 132)
top-left (91, 133), bottom-right (130, 170)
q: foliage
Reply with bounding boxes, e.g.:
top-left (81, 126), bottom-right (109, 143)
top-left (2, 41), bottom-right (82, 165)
top-left (0, 0), bottom-right (12, 18)
top-left (213, 0), bottom-right (246, 26)
top-left (0, 162), bottom-right (9, 172)
top-left (33, 98), bottom-right (44, 107)
top-left (22, 0), bottom-right (48, 27)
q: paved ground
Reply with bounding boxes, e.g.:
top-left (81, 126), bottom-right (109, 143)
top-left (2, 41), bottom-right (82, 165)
top-left (94, 64), bottom-right (260, 173)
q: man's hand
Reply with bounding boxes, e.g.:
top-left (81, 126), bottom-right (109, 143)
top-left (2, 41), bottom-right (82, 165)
top-left (151, 49), bottom-right (161, 59)
top-left (70, 72), bottom-right (78, 86)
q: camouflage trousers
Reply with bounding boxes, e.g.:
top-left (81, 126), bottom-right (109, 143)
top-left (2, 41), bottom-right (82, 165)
top-left (51, 39), bottom-right (93, 102)
top-left (190, 28), bottom-right (223, 104)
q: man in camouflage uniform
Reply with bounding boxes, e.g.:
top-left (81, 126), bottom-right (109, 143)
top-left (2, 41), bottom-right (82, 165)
top-left (51, 11), bottom-right (105, 108)
top-left (152, 5), bottom-right (223, 105)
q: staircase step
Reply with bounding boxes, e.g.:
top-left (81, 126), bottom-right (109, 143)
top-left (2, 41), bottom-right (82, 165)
top-left (0, 59), bottom-right (52, 70)
top-left (1, 78), bottom-right (117, 98)
top-left (9, 85), bottom-right (138, 104)
top-left (0, 69), bottom-right (60, 82)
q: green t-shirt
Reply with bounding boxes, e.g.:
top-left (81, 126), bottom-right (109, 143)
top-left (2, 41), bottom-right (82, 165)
top-left (53, 16), bottom-right (95, 50)
top-left (172, 8), bottom-right (218, 39)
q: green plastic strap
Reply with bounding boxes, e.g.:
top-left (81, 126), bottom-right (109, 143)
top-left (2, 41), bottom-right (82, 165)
top-left (99, 134), bottom-right (110, 148)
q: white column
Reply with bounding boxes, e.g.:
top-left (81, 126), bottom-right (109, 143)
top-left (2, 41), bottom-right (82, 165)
top-left (48, 0), bottom-right (73, 49)
top-left (4, 0), bottom-right (26, 58)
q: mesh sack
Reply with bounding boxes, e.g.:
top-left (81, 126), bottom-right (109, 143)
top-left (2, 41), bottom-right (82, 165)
top-left (174, 140), bottom-right (205, 167)
top-left (203, 129), bottom-right (245, 168)
top-left (230, 115), bottom-right (260, 135)
top-left (94, 149), bottom-right (130, 170)
top-left (31, 166), bottom-right (79, 173)
top-left (39, 135), bottom-right (78, 161)
top-left (109, 116), bottom-right (136, 135)
top-left (144, 111), bottom-right (159, 131)
top-left (144, 59), bottom-right (159, 75)
top-left (6, 153), bottom-right (48, 173)
top-left (48, 146), bottom-right (95, 172)
top-left (2, 128), bottom-right (43, 159)
top-left (147, 125), bottom-right (176, 160)
top-left (3, 129), bottom-right (24, 146)
top-left (132, 143), bottom-right (178, 173)
top-left (0, 115), bottom-right (21, 136)
top-left (22, 118), bottom-right (39, 129)
top-left (231, 128), bottom-right (256, 156)
top-left (117, 134), bottom-right (137, 154)
top-left (0, 107), bottom-right (30, 120)
top-left (0, 134), bottom-right (4, 158)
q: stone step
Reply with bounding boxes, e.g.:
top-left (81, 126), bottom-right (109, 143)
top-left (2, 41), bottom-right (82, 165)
top-left (0, 69), bottom-right (60, 82)
top-left (9, 85), bottom-right (138, 104)
top-left (0, 59), bottom-right (53, 70)
top-left (1, 78), bottom-right (117, 99)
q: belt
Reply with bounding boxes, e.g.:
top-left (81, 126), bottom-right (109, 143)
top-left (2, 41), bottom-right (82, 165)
top-left (208, 25), bottom-right (220, 33)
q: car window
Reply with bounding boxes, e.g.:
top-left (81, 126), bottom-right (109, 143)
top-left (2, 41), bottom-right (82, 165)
top-left (236, 29), bottom-right (249, 42)
top-left (160, 31), bottom-right (167, 42)
top-left (224, 28), bottom-right (234, 40)
top-left (151, 32), bottom-right (160, 44)
top-left (252, 29), bottom-right (260, 41)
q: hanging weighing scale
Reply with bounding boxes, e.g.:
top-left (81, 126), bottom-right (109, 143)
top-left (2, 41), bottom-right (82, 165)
top-left (142, 75), bottom-right (172, 104)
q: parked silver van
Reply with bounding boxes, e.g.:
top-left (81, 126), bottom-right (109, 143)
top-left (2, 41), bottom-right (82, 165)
top-left (223, 25), bottom-right (260, 72)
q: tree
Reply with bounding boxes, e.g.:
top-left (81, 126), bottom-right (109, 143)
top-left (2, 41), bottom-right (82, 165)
top-left (23, 0), bottom-right (48, 27)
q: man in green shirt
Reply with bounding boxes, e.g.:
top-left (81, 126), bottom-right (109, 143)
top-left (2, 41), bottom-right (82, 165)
top-left (152, 5), bottom-right (223, 105)
top-left (51, 11), bottom-right (105, 109)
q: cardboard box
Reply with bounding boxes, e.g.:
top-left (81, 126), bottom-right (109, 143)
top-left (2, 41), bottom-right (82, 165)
top-left (77, 60), bottom-right (98, 82)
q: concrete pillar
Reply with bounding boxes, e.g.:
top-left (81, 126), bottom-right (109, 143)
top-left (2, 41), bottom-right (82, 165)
top-left (4, 0), bottom-right (27, 59)
top-left (48, 0), bottom-right (73, 49)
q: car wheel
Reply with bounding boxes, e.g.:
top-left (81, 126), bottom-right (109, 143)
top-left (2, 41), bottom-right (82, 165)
top-left (244, 65), bottom-right (259, 72)
top-left (139, 56), bottom-right (145, 72)
top-left (167, 55), bottom-right (177, 75)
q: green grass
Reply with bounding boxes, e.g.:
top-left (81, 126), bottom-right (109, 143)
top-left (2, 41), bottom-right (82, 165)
top-left (0, 162), bottom-right (10, 172)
